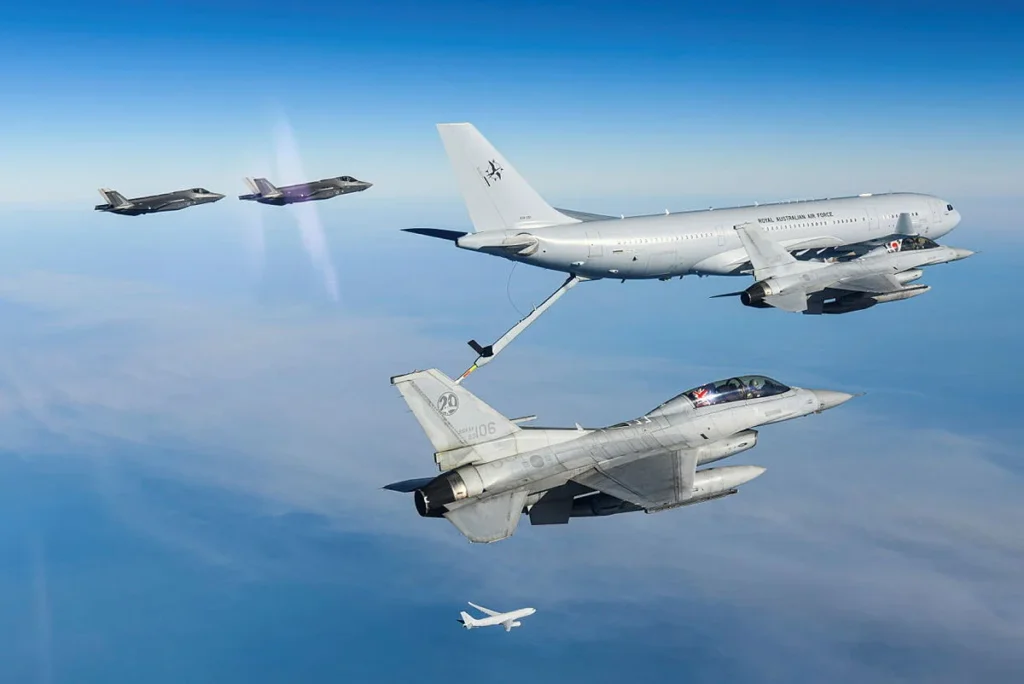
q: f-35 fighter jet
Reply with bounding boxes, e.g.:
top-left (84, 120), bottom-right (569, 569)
top-left (95, 187), bottom-right (224, 216)
top-left (238, 175), bottom-right (372, 205)
top-left (717, 218), bottom-right (974, 314)
top-left (384, 368), bottom-right (856, 543)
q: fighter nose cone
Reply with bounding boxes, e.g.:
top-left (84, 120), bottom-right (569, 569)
top-left (811, 390), bottom-right (857, 412)
top-left (952, 247), bottom-right (974, 260)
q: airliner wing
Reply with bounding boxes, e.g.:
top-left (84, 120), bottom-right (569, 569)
top-left (573, 450), bottom-right (698, 511)
top-left (444, 490), bottom-right (528, 543)
top-left (734, 222), bottom-right (810, 280)
top-left (467, 602), bottom-right (501, 617)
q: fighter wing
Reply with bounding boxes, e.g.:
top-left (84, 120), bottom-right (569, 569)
top-left (444, 490), bottom-right (529, 543)
top-left (467, 602), bottom-right (501, 617)
top-left (829, 273), bottom-right (904, 294)
top-left (734, 222), bottom-right (811, 280)
top-left (573, 450), bottom-right (698, 511)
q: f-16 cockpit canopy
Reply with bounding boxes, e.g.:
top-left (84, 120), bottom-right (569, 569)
top-left (897, 236), bottom-right (939, 251)
top-left (647, 375), bottom-right (791, 415)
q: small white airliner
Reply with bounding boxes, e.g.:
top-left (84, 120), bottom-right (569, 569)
top-left (458, 602), bottom-right (536, 632)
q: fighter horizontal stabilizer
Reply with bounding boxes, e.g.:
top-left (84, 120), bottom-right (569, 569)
top-left (765, 290), bottom-right (809, 313)
top-left (445, 490), bottom-right (528, 543)
top-left (734, 222), bottom-right (809, 280)
top-left (382, 477), bottom-right (435, 493)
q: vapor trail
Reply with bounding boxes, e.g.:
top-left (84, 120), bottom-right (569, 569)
top-left (273, 119), bottom-right (340, 302)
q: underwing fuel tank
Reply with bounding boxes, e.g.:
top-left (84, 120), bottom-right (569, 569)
top-left (570, 465), bottom-right (766, 517)
top-left (822, 286), bottom-right (930, 314)
top-left (695, 430), bottom-right (758, 465)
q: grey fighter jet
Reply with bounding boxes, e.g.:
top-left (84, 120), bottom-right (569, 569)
top-left (238, 175), bottom-right (372, 205)
top-left (384, 369), bottom-right (856, 543)
top-left (715, 221), bottom-right (974, 314)
top-left (94, 187), bottom-right (224, 216)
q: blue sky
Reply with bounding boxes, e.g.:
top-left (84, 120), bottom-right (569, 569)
top-left (2, 1), bottom-right (1022, 203)
top-left (1, 3), bottom-right (1023, 683)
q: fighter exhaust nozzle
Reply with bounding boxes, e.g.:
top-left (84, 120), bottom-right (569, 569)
top-left (414, 467), bottom-right (485, 517)
top-left (740, 281), bottom-right (774, 308)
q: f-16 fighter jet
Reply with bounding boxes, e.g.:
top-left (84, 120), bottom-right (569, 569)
top-left (383, 368), bottom-right (856, 543)
top-left (715, 220), bottom-right (974, 314)
top-left (238, 175), bottom-right (372, 205)
top-left (94, 187), bottom-right (224, 216)
top-left (458, 603), bottom-right (536, 632)
top-left (404, 123), bottom-right (963, 380)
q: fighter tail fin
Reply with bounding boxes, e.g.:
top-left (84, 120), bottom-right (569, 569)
top-left (436, 123), bottom-right (579, 232)
top-left (252, 177), bottom-right (282, 197)
top-left (734, 222), bottom-right (810, 280)
top-left (98, 188), bottom-right (132, 208)
top-left (390, 368), bottom-right (520, 455)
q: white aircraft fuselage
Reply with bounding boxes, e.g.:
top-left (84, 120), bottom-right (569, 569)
top-left (456, 192), bottom-right (961, 280)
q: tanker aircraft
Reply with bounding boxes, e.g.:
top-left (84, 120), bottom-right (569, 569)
top-left (715, 221), bottom-right (974, 314)
top-left (405, 123), bottom-right (963, 379)
top-left (383, 368), bottom-right (856, 544)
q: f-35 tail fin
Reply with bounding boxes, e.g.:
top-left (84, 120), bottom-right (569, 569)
top-left (249, 177), bottom-right (282, 198)
top-left (436, 123), bottom-right (579, 232)
top-left (391, 368), bottom-right (520, 454)
top-left (97, 188), bottom-right (132, 209)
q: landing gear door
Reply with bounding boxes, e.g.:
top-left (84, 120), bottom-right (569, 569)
top-left (586, 231), bottom-right (603, 258)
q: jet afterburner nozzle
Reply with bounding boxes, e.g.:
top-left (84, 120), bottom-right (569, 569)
top-left (740, 281), bottom-right (774, 308)
top-left (414, 467), bottom-right (485, 517)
